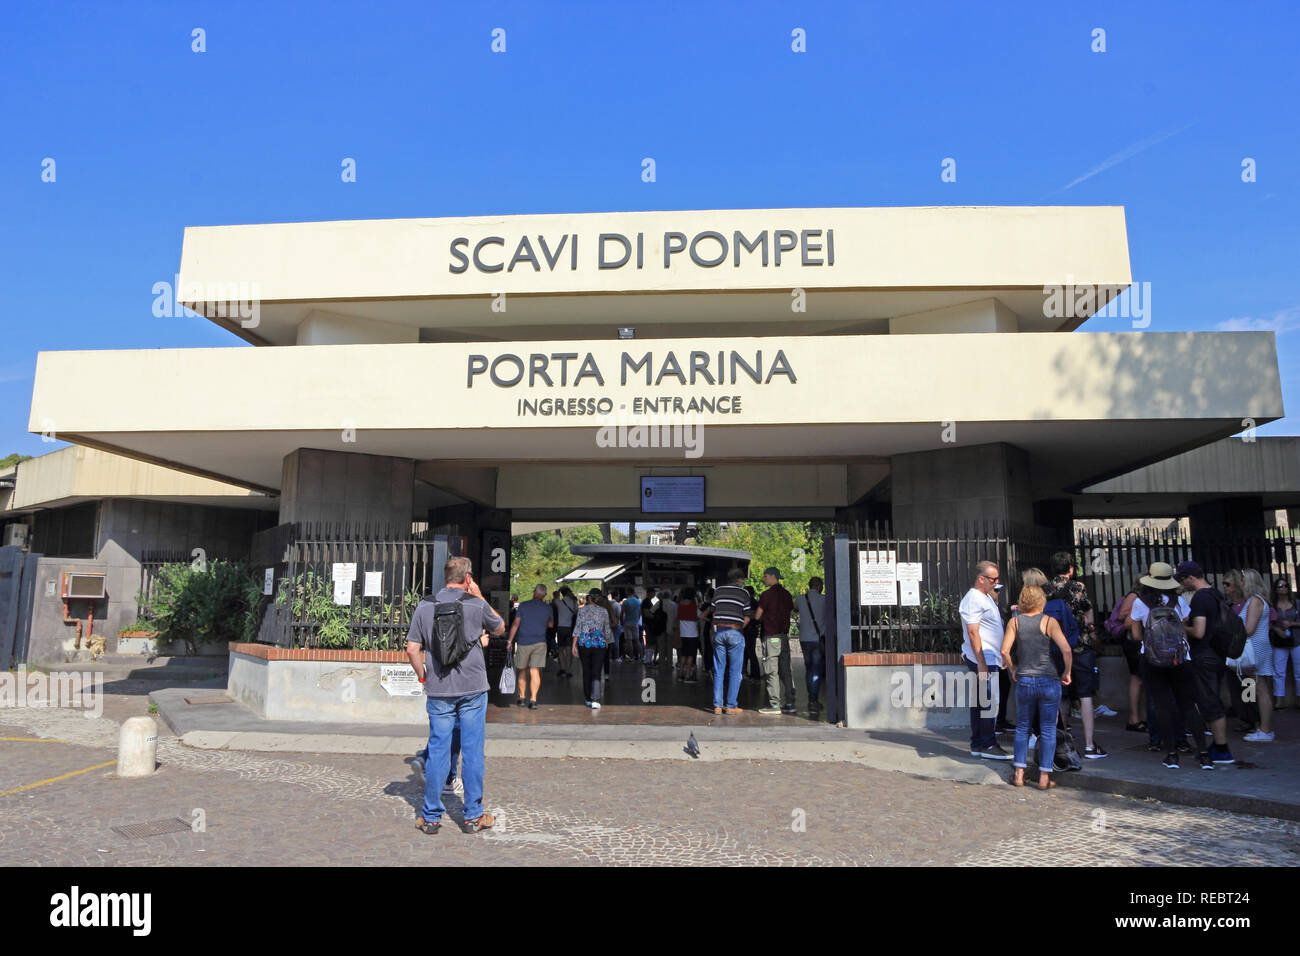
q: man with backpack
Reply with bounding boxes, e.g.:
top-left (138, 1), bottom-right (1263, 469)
top-left (1127, 562), bottom-right (1211, 770)
top-left (1176, 561), bottom-right (1237, 765)
top-left (405, 555), bottom-right (506, 835)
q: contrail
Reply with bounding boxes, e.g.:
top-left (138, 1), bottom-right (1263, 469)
top-left (1063, 122), bottom-right (1197, 190)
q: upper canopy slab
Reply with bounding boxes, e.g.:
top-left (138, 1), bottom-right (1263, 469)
top-left (177, 206), bottom-right (1132, 345)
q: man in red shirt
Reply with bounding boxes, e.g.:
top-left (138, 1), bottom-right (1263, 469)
top-left (754, 567), bottom-right (796, 715)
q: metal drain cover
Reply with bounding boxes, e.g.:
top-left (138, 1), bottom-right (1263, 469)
top-left (112, 818), bottom-right (193, 839)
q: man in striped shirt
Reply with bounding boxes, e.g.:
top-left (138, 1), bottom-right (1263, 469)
top-left (711, 567), bottom-right (754, 715)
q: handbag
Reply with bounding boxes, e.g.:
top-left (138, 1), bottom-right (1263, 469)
top-left (1226, 640), bottom-right (1257, 675)
top-left (498, 655), bottom-right (517, 695)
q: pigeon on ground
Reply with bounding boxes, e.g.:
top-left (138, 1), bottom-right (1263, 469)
top-left (684, 731), bottom-right (700, 758)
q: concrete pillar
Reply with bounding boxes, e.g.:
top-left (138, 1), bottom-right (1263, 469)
top-left (890, 442), bottom-right (1034, 536)
top-left (278, 448), bottom-right (414, 530)
top-left (1187, 496), bottom-right (1266, 540)
top-left (427, 503), bottom-right (513, 618)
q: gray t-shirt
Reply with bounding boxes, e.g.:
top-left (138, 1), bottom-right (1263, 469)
top-left (406, 586), bottom-right (504, 698)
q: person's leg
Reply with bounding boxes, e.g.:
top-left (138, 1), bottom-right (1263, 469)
top-left (529, 667), bottom-right (541, 702)
top-left (1080, 698), bottom-right (1095, 750)
top-left (1012, 679), bottom-right (1033, 769)
top-left (726, 632), bottom-right (744, 709)
top-left (779, 636), bottom-right (795, 709)
top-left (448, 722), bottom-right (461, 786)
top-left (1192, 656), bottom-right (1230, 748)
top-left (1274, 648), bottom-right (1290, 701)
top-left (965, 659), bottom-right (982, 750)
top-left (997, 666), bottom-right (1011, 727)
top-left (422, 696), bottom-right (455, 822)
top-left (978, 665), bottom-right (999, 747)
top-left (802, 642), bottom-right (821, 707)
top-left (1038, 680), bottom-right (1061, 785)
top-left (760, 634), bottom-right (781, 709)
top-left (456, 691), bottom-right (488, 822)
top-left (712, 634), bottom-right (727, 708)
top-left (1143, 664), bottom-right (1179, 756)
top-left (1258, 672), bottom-right (1275, 734)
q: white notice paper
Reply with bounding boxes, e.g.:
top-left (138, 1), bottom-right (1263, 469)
top-left (333, 577), bottom-right (352, 605)
top-left (332, 562), bottom-right (357, 583)
top-left (897, 563), bottom-right (923, 583)
top-left (379, 664), bottom-right (423, 697)
top-left (859, 550), bottom-right (898, 605)
top-left (263, 567), bottom-right (274, 595)
top-left (900, 580), bottom-right (921, 606)
top-left (363, 571), bottom-right (383, 598)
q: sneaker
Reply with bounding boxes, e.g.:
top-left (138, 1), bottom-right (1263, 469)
top-left (758, 707), bottom-right (783, 716)
top-left (1095, 704), bottom-right (1118, 717)
top-left (781, 705), bottom-right (798, 715)
top-left (527, 700), bottom-right (537, 710)
top-left (726, 705), bottom-right (743, 714)
top-left (584, 700), bottom-right (593, 708)
top-left (1209, 744), bottom-right (1235, 765)
top-left (970, 743), bottom-right (1012, 761)
top-left (1176, 740), bottom-right (1193, 754)
top-left (590, 700), bottom-right (601, 710)
top-left (415, 817), bottom-right (441, 834)
top-left (1083, 744), bottom-right (1109, 759)
top-left (1244, 730), bottom-right (1275, 742)
top-left (713, 706), bottom-right (724, 715)
top-left (1163, 752), bottom-right (1180, 769)
top-left (1146, 742), bottom-right (1164, 752)
top-left (515, 698), bottom-right (526, 707)
top-left (1197, 752), bottom-right (1214, 771)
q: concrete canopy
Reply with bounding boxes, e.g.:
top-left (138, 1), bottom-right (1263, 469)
top-left (29, 331), bottom-right (1283, 513)
top-left (176, 206), bottom-right (1133, 345)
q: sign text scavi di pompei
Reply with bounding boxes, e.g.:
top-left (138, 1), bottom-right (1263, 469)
top-left (449, 226), bottom-right (837, 274)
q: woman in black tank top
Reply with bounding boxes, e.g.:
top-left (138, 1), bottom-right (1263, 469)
top-left (1000, 585), bottom-right (1074, 790)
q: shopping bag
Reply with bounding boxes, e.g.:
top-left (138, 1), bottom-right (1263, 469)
top-left (499, 658), bottom-right (517, 695)
top-left (1226, 639), bottom-right (1257, 676)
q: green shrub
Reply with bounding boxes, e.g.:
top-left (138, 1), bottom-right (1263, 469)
top-left (134, 560), bottom-right (258, 655)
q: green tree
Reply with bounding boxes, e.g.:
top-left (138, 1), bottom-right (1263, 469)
top-left (0, 453), bottom-right (33, 470)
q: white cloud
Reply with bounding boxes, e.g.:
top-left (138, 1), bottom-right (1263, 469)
top-left (1215, 306), bottom-right (1300, 333)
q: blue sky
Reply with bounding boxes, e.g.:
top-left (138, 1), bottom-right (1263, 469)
top-left (2, 0), bottom-right (1297, 459)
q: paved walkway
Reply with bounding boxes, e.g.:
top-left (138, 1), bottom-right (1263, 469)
top-left (4, 705), bottom-right (1299, 867)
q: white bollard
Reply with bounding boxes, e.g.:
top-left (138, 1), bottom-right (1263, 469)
top-left (117, 715), bottom-right (158, 778)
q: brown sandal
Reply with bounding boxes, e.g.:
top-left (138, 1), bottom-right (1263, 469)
top-left (1036, 779), bottom-right (1057, 791)
top-left (1010, 775), bottom-right (1025, 787)
top-left (463, 812), bottom-right (495, 832)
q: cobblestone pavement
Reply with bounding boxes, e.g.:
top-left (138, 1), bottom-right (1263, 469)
top-left (3, 706), bottom-right (1300, 866)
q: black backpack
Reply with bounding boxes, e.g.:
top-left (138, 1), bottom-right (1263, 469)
top-left (1144, 604), bottom-right (1191, 668)
top-left (428, 592), bottom-right (474, 668)
top-left (1209, 595), bottom-right (1248, 660)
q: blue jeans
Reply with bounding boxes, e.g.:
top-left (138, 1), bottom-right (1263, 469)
top-left (422, 692), bottom-right (487, 822)
top-left (713, 628), bottom-right (745, 709)
top-left (801, 641), bottom-right (824, 706)
top-left (417, 724), bottom-right (460, 786)
top-left (1013, 676), bottom-right (1062, 770)
top-left (965, 659), bottom-right (1000, 749)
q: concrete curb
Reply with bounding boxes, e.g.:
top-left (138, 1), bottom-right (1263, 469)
top-left (178, 729), bottom-right (1006, 785)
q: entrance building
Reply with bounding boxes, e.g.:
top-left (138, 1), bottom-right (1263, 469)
top-left (22, 206), bottom-right (1288, 724)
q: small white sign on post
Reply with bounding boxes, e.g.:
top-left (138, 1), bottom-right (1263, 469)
top-left (332, 562), bottom-right (357, 583)
top-left (263, 567), bottom-right (274, 596)
top-left (897, 562), bottom-right (923, 583)
top-left (379, 664), bottom-right (423, 697)
top-left (900, 579), bottom-right (921, 607)
top-left (363, 571), bottom-right (383, 598)
top-left (333, 577), bottom-right (352, 606)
